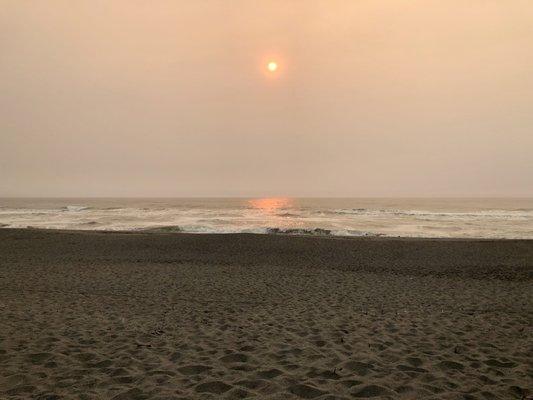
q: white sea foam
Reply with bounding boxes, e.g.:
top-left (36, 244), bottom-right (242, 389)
top-left (331, 208), bottom-right (533, 219)
top-left (64, 205), bottom-right (91, 212)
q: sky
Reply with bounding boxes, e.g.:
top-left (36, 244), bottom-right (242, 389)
top-left (1, 0), bottom-right (532, 197)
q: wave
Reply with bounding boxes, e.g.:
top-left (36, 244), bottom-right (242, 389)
top-left (276, 212), bottom-right (300, 217)
top-left (63, 205), bottom-right (91, 212)
top-left (196, 218), bottom-right (233, 224)
top-left (0, 209), bottom-right (58, 215)
top-left (266, 227), bottom-right (332, 235)
top-left (265, 227), bottom-right (380, 237)
top-left (137, 225), bottom-right (380, 237)
top-left (140, 225), bottom-right (183, 233)
top-left (80, 221), bottom-right (99, 226)
top-left (330, 208), bottom-right (533, 219)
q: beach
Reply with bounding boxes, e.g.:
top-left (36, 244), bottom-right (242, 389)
top-left (0, 228), bottom-right (532, 399)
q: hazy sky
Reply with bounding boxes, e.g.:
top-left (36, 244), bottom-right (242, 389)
top-left (1, 1), bottom-right (532, 197)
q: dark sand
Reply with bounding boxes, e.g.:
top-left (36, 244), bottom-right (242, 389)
top-left (0, 229), bottom-right (532, 399)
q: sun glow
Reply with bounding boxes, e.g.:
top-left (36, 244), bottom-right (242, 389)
top-left (267, 61), bottom-right (278, 72)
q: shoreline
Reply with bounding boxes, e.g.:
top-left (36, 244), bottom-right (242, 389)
top-left (2, 226), bottom-right (533, 241)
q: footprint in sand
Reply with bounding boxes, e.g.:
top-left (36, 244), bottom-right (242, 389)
top-left (90, 359), bottom-right (113, 369)
top-left (484, 359), bottom-right (517, 368)
top-left (396, 364), bottom-right (428, 373)
top-left (289, 384), bottom-right (325, 399)
top-left (220, 353), bottom-right (248, 363)
top-left (406, 357), bottom-right (423, 367)
top-left (341, 360), bottom-right (375, 376)
top-left (5, 385), bottom-right (38, 396)
top-left (195, 380), bottom-right (233, 394)
top-left (257, 368), bottom-right (283, 379)
top-left (437, 360), bottom-right (464, 371)
top-left (225, 387), bottom-right (251, 399)
top-left (169, 351), bottom-right (181, 362)
top-left (28, 352), bottom-right (53, 365)
top-left (340, 379), bottom-right (363, 388)
top-left (236, 379), bottom-right (267, 390)
top-left (307, 369), bottom-right (341, 380)
top-left (0, 374), bottom-right (28, 389)
top-left (352, 384), bottom-right (393, 398)
top-left (177, 365), bottom-right (212, 375)
top-left (111, 387), bottom-right (147, 400)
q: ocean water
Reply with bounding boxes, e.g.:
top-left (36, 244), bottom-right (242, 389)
top-left (0, 198), bottom-right (532, 239)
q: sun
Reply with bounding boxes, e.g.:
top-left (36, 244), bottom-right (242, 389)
top-left (267, 61), bottom-right (278, 72)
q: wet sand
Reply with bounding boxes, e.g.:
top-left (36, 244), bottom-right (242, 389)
top-left (0, 229), bottom-right (532, 399)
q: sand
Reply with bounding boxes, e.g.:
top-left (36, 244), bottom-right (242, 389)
top-left (0, 229), bottom-right (532, 399)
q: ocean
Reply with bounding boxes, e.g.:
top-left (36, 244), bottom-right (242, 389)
top-left (0, 197), bottom-right (532, 239)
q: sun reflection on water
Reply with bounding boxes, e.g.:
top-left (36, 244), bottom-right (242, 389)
top-left (248, 197), bottom-right (293, 214)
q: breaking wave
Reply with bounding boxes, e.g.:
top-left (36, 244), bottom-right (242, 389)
top-left (63, 205), bottom-right (91, 212)
top-left (266, 227), bottom-right (333, 235)
top-left (138, 225), bottom-right (378, 237)
top-left (330, 208), bottom-right (533, 219)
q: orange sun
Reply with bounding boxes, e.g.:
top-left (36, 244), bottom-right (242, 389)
top-left (267, 61), bottom-right (278, 72)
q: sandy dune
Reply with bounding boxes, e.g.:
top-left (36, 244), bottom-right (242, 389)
top-left (0, 229), bottom-right (532, 399)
